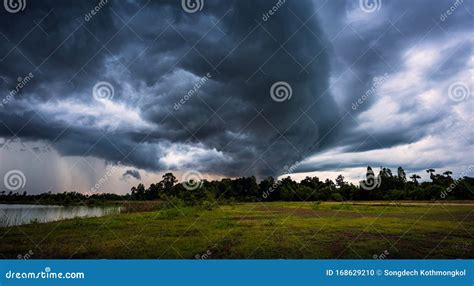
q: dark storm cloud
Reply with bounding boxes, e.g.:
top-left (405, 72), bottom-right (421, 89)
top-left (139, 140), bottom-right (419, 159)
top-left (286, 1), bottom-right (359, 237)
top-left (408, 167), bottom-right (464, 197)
top-left (306, 0), bottom-right (473, 157)
top-left (0, 0), bottom-right (340, 177)
top-left (122, 169), bottom-right (141, 180)
top-left (0, 0), bottom-right (472, 179)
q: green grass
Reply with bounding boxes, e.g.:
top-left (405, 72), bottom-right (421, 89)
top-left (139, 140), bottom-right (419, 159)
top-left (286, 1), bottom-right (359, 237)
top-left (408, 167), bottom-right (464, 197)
top-left (0, 201), bottom-right (472, 259)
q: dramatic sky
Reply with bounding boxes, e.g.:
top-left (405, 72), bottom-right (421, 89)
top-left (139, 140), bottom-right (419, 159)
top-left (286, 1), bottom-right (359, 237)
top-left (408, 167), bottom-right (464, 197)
top-left (0, 0), bottom-right (472, 194)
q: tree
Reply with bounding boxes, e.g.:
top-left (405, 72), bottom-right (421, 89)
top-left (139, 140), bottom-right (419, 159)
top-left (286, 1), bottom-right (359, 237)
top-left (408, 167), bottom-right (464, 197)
top-left (381, 167), bottom-right (393, 177)
top-left (279, 177), bottom-right (298, 201)
top-left (162, 173), bottom-right (177, 194)
top-left (443, 171), bottom-right (453, 178)
top-left (366, 166), bottom-right (375, 179)
top-left (410, 174), bottom-right (421, 185)
top-left (259, 177), bottom-right (275, 200)
top-left (300, 176), bottom-right (320, 189)
top-left (146, 182), bottom-right (163, 200)
top-left (335, 174), bottom-right (346, 188)
top-left (426, 169), bottom-right (435, 180)
top-left (131, 183), bottom-right (145, 200)
top-left (397, 167), bottom-right (406, 182)
top-left (324, 178), bottom-right (335, 189)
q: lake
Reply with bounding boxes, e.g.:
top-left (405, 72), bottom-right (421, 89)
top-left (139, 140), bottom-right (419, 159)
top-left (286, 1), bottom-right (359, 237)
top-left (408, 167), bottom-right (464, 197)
top-left (0, 204), bottom-right (122, 227)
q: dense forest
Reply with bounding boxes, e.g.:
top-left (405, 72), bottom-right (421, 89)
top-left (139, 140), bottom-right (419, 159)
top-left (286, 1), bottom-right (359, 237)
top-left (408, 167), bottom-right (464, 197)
top-left (1, 166), bottom-right (473, 205)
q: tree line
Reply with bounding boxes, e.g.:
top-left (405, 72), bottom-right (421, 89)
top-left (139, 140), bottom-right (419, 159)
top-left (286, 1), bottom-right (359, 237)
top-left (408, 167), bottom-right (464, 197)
top-left (2, 166), bottom-right (472, 205)
top-left (128, 166), bottom-right (473, 203)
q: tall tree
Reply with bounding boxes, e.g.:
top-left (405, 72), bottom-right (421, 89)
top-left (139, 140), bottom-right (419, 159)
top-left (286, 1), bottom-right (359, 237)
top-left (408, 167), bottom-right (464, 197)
top-left (335, 174), bottom-right (346, 188)
top-left (161, 173), bottom-right (177, 193)
top-left (443, 171), bottom-right (453, 178)
top-left (410, 174), bottom-right (421, 185)
top-left (426, 169), bottom-right (435, 180)
top-left (397, 167), bottom-right (406, 182)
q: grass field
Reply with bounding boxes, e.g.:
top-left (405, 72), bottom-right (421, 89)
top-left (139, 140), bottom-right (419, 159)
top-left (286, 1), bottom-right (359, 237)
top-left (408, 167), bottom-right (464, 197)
top-left (1, 201), bottom-right (473, 259)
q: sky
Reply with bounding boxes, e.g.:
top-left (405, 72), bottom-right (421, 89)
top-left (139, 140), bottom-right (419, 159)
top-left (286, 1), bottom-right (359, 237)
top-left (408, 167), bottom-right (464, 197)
top-left (0, 0), bottom-right (472, 194)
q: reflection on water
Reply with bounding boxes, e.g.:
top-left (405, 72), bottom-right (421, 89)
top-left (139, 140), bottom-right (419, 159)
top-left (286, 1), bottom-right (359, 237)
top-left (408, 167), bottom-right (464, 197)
top-left (0, 204), bottom-right (122, 227)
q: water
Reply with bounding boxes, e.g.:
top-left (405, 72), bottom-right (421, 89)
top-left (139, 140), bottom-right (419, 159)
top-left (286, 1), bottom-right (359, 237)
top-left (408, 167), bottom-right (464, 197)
top-left (0, 204), bottom-right (122, 227)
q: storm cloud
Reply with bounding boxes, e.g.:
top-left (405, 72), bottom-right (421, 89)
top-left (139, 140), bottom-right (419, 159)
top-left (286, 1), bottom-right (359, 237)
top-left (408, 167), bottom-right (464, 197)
top-left (0, 0), bottom-right (340, 178)
top-left (0, 0), bottom-right (472, 193)
top-left (122, 169), bottom-right (141, 180)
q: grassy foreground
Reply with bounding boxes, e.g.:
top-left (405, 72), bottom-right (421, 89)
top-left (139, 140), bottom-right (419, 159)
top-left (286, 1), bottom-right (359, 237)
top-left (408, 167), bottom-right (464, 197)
top-left (1, 201), bottom-right (473, 259)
